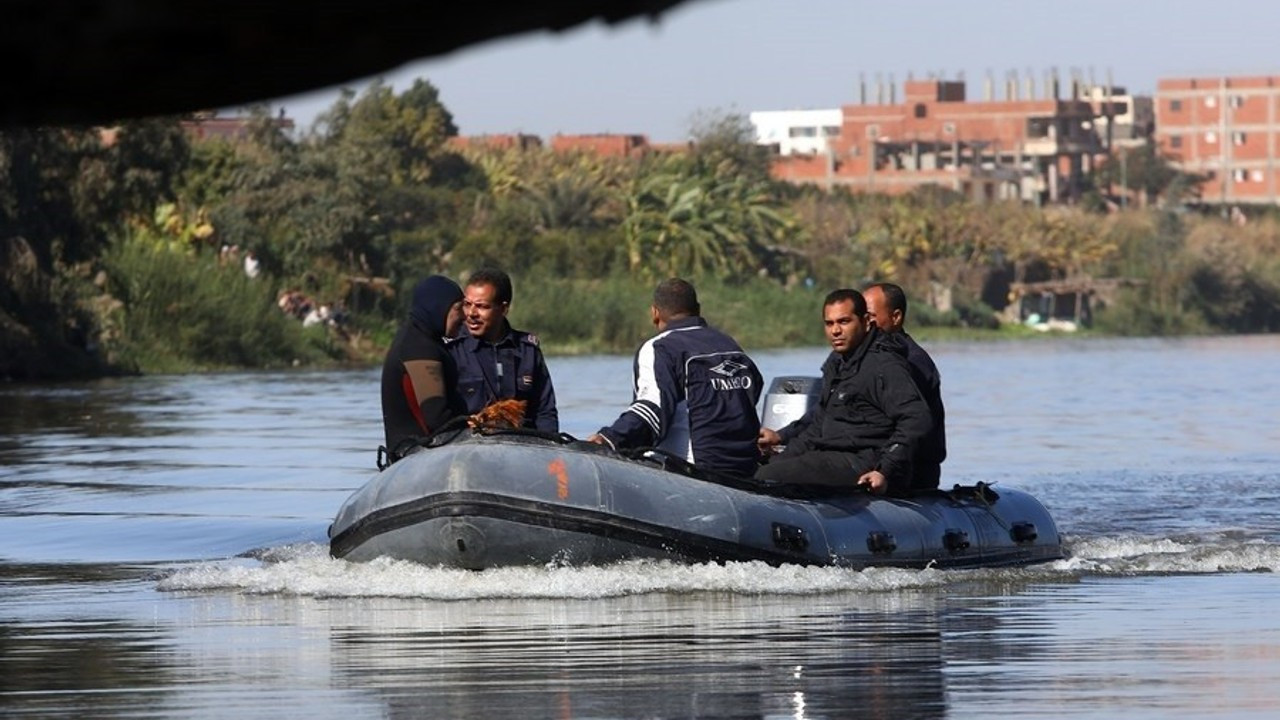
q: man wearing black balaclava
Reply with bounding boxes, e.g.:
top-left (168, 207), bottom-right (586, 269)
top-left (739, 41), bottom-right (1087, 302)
top-left (379, 275), bottom-right (465, 464)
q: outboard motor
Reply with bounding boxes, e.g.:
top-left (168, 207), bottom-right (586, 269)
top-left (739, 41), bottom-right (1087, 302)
top-left (759, 375), bottom-right (821, 430)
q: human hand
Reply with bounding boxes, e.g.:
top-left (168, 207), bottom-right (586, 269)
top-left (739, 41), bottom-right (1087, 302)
top-left (586, 433), bottom-right (606, 445)
top-left (857, 469), bottom-right (888, 494)
top-left (757, 427), bottom-right (782, 455)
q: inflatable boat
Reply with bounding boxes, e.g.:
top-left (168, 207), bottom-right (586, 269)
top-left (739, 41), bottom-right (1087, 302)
top-left (328, 378), bottom-right (1064, 570)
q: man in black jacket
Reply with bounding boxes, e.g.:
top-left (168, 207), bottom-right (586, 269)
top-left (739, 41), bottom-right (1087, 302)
top-left (379, 275), bottom-right (465, 464)
top-left (755, 288), bottom-right (932, 495)
top-left (588, 278), bottom-right (764, 478)
top-left (864, 282), bottom-right (946, 490)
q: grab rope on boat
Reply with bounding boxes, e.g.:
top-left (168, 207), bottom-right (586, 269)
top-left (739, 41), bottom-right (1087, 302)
top-left (376, 419), bottom-right (580, 470)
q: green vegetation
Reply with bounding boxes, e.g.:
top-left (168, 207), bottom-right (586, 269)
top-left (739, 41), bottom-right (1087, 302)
top-left (99, 232), bottom-right (339, 372)
top-left (4, 81), bottom-right (1280, 380)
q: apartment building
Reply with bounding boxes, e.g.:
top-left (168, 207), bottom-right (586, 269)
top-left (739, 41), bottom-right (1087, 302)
top-left (1156, 75), bottom-right (1280, 206)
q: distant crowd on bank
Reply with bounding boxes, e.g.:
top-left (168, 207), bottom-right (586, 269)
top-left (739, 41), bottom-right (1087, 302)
top-left (378, 265), bottom-right (948, 498)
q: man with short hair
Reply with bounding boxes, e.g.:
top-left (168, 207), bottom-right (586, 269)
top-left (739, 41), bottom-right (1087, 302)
top-left (449, 267), bottom-right (559, 433)
top-left (589, 278), bottom-right (764, 478)
top-left (863, 282), bottom-right (946, 490)
top-left (756, 289), bottom-right (932, 495)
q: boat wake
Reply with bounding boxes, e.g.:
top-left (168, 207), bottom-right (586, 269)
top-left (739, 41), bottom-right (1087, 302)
top-left (155, 533), bottom-right (1280, 599)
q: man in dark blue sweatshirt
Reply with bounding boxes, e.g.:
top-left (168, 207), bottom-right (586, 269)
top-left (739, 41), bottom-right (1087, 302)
top-left (589, 278), bottom-right (764, 479)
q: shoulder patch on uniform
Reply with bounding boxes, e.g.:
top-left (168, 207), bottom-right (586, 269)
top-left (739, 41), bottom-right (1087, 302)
top-left (523, 333), bottom-right (540, 347)
top-left (443, 335), bottom-right (462, 345)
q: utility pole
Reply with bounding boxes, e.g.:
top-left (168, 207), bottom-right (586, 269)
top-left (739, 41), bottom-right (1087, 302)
top-left (1120, 149), bottom-right (1128, 209)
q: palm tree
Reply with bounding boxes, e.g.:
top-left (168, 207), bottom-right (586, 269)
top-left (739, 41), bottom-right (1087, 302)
top-left (623, 172), bottom-right (798, 281)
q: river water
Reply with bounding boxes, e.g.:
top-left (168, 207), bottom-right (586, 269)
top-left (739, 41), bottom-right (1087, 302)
top-left (2, 336), bottom-right (1279, 719)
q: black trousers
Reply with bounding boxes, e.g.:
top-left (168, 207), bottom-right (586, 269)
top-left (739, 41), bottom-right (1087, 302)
top-left (753, 449), bottom-right (877, 488)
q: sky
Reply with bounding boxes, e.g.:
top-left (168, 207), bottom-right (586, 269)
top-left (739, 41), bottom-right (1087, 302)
top-left (260, 0), bottom-right (1280, 143)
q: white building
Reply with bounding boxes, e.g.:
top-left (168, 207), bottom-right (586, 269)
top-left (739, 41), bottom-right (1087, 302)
top-left (748, 109), bottom-right (842, 156)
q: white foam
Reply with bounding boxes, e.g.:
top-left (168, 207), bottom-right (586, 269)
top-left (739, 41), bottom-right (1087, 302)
top-left (156, 534), bottom-right (1280, 599)
top-left (158, 543), bottom-right (953, 599)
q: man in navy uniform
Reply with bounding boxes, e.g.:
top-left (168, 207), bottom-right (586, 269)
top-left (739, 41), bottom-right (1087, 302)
top-left (449, 267), bottom-right (559, 433)
top-left (588, 278), bottom-right (764, 479)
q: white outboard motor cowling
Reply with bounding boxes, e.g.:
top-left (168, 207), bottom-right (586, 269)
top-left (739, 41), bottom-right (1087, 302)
top-left (759, 375), bottom-right (821, 430)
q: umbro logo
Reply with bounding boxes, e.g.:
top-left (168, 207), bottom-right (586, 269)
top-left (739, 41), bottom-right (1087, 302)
top-left (710, 359), bottom-right (749, 377)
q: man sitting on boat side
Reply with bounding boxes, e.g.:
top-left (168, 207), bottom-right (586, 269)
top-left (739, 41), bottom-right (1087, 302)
top-left (449, 267), bottom-right (559, 434)
top-left (587, 278), bottom-right (764, 479)
top-left (863, 282), bottom-right (947, 491)
top-left (755, 288), bottom-right (932, 496)
top-left (379, 274), bottom-right (466, 465)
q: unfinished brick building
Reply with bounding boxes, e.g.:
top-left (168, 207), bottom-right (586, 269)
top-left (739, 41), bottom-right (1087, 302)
top-left (766, 76), bottom-right (1117, 204)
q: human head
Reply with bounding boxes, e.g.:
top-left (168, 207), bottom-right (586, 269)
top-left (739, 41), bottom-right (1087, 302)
top-left (409, 275), bottom-right (464, 339)
top-left (863, 282), bottom-right (907, 334)
top-left (822, 288), bottom-right (869, 356)
top-left (651, 278), bottom-right (700, 330)
top-left (463, 267), bottom-right (513, 342)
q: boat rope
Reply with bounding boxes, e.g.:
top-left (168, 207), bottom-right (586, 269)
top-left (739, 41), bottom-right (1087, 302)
top-left (622, 446), bottom-right (764, 493)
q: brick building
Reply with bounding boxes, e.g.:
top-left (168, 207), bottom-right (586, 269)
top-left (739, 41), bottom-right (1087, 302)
top-left (181, 112), bottom-right (294, 141)
top-left (1156, 75), bottom-right (1280, 206)
top-left (761, 76), bottom-right (1121, 204)
top-left (549, 133), bottom-right (651, 157)
top-left (447, 133), bottom-right (544, 152)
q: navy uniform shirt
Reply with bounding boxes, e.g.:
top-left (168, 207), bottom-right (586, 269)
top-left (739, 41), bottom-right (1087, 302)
top-left (448, 323), bottom-right (559, 433)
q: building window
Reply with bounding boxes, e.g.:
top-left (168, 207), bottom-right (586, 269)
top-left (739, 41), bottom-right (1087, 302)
top-left (789, 126), bottom-right (818, 138)
top-left (1232, 131), bottom-right (1247, 145)
top-left (1252, 169), bottom-right (1265, 182)
top-left (866, 125), bottom-right (880, 139)
top-left (1232, 168), bottom-right (1247, 182)
top-left (822, 126), bottom-right (840, 137)
top-left (1230, 95), bottom-right (1245, 109)
top-left (1205, 131), bottom-right (1218, 144)
top-left (1205, 96), bottom-right (1217, 108)
top-left (1170, 135), bottom-right (1183, 148)
top-left (1027, 117), bottom-right (1052, 138)
top-left (1170, 99), bottom-right (1182, 111)
top-left (914, 103), bottom-right (927, 119)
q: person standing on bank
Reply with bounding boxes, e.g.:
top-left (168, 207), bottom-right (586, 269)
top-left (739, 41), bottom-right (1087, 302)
top-left (863, 282), bottom-right (946, 490)
top-left (379, 274), bottom-right (466, 464)
top-left (755, 288), bottom-right (932, 495)
top-left (588, 278), bottom-right (764, 479)
top-left (449, 267), bottom-right (559, 433)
